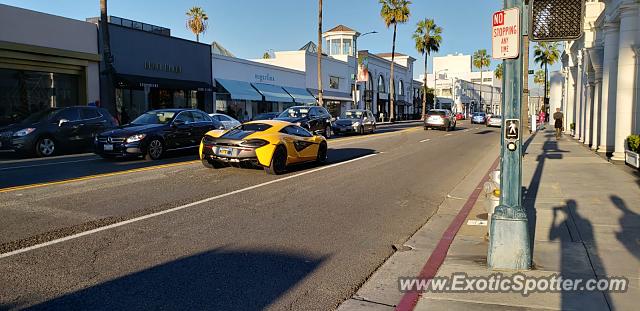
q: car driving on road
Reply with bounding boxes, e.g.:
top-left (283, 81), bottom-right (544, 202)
top-left (424, 109), bottom-right (456, 131)
top-left (275, 106), bottom-right (333, 138)
top-left (471, 112), bottom-right (487, 124)
top-left (200, 120), bottom-right (327, 175)
top-left (332, 109), bottom-right (376, 135)
top-left (0, 106), bottom-right (117, 157)
top-left (95, 109), bottom-right (223, 160)
top-left (487, 115), bottom-right (502, 127)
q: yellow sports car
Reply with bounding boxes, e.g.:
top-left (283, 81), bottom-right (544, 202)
top-left (199, 120), bottom-right (328, 175)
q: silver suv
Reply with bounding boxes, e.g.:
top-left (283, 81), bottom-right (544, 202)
top-left (424, 109), bottom-right (456, 131)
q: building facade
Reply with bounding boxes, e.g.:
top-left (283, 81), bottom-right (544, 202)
top-left (92, 16), bottom-right (213, 124)
top-left (0, 4), bottom-right (100, 126)
top-left (561, 0), bottom-right (639, 161)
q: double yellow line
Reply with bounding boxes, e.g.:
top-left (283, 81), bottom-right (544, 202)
top-left (0, 160), bottom-right (199, 193)
top-left (0, 126), bottom-right (421, 194)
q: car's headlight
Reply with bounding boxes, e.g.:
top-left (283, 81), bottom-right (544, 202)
top-left (12, 128), bottom-right (36, 137)
top-left (125, 134), bottom-right (146, 143)
top-left (353, 121), bottom-right (361, 127)
top-left (295, 122), bottom-right (302, 126)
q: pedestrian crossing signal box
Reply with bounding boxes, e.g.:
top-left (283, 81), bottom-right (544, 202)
top-left (505, 119), bottom-right (520, 141)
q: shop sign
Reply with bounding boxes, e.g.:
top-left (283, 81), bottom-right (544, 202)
top-left (255, 73), bottom-right (275, 83)
top-left (144, 61), bottom-right (182, 74)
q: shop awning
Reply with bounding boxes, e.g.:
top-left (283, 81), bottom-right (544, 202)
top-left (215, 79), bottom-right (263, 101)
top-left (282, 87), bottom-right (316, 104)
top-left (308, 89), bottom-right (353, 102)
top-left (252, 83), bottom-right (294, 103)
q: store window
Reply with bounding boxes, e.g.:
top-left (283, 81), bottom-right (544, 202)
top-left (331, 40), bottom-right (340, 55)
top-left (329, 76), bottom-right (340, 89)
top-left (0, 68), bottom-right (80, 126)
top-left (398, 80), bottom-right (404, 96)
top-left (378, 75), bottom-right (385, 93)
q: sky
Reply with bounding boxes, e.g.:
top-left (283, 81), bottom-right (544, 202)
top-left (1, 0), bottom-right (559, 82)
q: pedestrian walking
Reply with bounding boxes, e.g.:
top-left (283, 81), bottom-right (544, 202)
top-left (553, 108), bottom-right (564, 139)
top-left (538, 110), bottom-right (546, 128)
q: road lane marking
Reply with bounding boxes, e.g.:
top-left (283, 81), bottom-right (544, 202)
top-left (0, 158), bottom-right (100, 171)
top-left (445, 133), bottom-right (453, 136)
top-left (0, 153), bottom-right (378, 259)
top-left (330, 126), bottom-right (421, 144)
top-left (0, 160), bottom-right (200, 193)
top-left (464, 129), bottom-right (470, 132)
top-left (419, 139), bottom-right (431, 143)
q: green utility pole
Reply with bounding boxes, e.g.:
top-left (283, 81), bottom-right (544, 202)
top-left (488, 0), bottom-right (532, 270)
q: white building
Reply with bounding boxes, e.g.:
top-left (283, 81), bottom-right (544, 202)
top-left (357, 51), bottom-right (416, 121)
top-left (420, 53), bottom-right (502, 114)
top-left (561, 0), bottom-right (639, 161)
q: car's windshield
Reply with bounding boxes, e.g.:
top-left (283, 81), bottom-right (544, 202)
top-left (341, 110), bottom-right (364, 119)
top-left (279, 107), bottom-right (309, 118)
top-left (428, 110), bottom-right (446, 116)
top-left (131, 111), bottom-right (176, 125)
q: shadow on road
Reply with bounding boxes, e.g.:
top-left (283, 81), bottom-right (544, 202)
top-left (21, 248), bottom-right (325, 311)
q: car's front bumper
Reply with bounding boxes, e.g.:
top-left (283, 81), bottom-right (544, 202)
top-left (94, 140), bottom-right (143, 157)
top-left (2, 135), bottom-right (37, 153)
top-left (332, 124), bottom-right (359, 134)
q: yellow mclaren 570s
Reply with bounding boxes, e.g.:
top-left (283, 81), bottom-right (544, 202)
top-left (199, 120), bottom-right (328, 175)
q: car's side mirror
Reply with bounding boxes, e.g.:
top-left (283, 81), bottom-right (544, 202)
top-left (217, 124), bottom-right (226, 130)
top-left (58, 119), bottom-right (69, 127)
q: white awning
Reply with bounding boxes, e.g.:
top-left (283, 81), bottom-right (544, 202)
top-left (215, 79), bottom-right (262, 101)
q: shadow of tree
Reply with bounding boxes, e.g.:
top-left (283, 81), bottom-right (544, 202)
top-left (24, 248), bottom-right (326, 311)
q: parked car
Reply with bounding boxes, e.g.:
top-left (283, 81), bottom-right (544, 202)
top-left (487, 115), bottom-right (502, 127)
top-left (471, 112), bottom-right (487, 124)
top-left (424, 109), bottom-right (456, 131)
top-left (0, 106), bottom-right (118, 157)
top-left (275, 106), bottom-right (333, 138)
top-left (332, 109), bottom-right (376, 135)
top-left (252, 112), bottom-right (280, 121)
top-left (200, 120), bottom-right (327, 175)
top-left (209, 113), bottom-right (241, 129)
top-left (95, 109), bottom-right (224, 160)
top-left (455, 112), bottom-right (465, 120)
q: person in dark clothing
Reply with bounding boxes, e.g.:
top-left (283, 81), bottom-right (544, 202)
top-left (553, 108), bottom-right (564, 139)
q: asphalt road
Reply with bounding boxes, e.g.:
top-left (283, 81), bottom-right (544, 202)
top-left (0, 121), bottom-right (500, 311)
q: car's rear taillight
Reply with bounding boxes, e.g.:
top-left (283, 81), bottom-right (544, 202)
top-left (240, 139), bottom-right (269, 148)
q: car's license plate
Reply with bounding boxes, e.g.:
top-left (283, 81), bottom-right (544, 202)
top-left (103, 144), bottom-right (113, 151)
top-left (218, 147), bottom-right (232, 155)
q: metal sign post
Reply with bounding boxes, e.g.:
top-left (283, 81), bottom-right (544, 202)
top-left (488, 0), bottom-right (532, 271)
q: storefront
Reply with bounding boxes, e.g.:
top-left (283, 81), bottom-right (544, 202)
top-left (94, 16), bottom-right (213, 123)
top-left (0, 4), bottom-right (100, 126)
top-left (212, 52), bottom-right (313, 120)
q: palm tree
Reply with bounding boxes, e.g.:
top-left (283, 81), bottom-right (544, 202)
top-left (494, 63), bottom-right (503, 81)
top-left (100, 0), bottom-right (115, 109)
top-left (186, 7), bottom-right (208, 42)
top-left (317, 0), bottom-right (324, 106)
top-left (472, 49), bottom-right (491, 112)
top-left (533, 69), bottom-right (546, 96)
top-left (412, 18), bottom-right (442, 120)
top-left (380, 0), bottom-right (411, 122)
top-left (533, 42), bottom-right (560, 113)
top-left (262, 52), bottom-right (271, 59)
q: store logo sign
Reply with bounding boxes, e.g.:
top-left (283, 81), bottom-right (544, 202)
top-left (255, 73), bottom-right (275, 82)
top-left (144, 61), bottom-right (182, 74)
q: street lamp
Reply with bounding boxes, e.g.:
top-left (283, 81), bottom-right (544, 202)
top-left (353, 31), bottom-right (378, 110)
top-left (434, 69), bottom-right (448, 110)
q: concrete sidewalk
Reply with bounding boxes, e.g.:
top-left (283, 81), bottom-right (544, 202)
top-left (338, 128), bottom-right (639, 310)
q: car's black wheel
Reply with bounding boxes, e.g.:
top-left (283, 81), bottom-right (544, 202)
top-left (370, 125), bottom-right (376, 133)
top-left (359, 125), bottom-right (365, 135)
top-left (35, 136), bottom-right (56, 157)
top-left (324, 125), bottom-right (332, 138)
top-left (452, 123), bottom-right (456, 130)
top-left (445, 123), bottom-right (450, 132)
top-left (202, 158), bottom-right (225, 169)
top-left (265, 145), bottom-right (287, 175)
top-left (316, 141), bottom-right (328, 164)
top-left (145, 138), bottom-right (164, 160)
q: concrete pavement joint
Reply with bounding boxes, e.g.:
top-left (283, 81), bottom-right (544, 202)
top-left (0, 153), bottom-right (378, 259)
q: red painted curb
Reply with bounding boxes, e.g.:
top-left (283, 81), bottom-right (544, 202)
top-left (395, 157), bottom-right (500, 311)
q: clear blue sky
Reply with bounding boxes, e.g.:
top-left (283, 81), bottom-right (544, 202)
top-left (1, 0), bottom-right (559, 80)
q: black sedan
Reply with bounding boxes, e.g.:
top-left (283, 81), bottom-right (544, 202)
top-left (94, 109), bottom-right (224, 160)
top-left (275, 106), bottom-right (333, 138)
top-left (0, 106), bottom-right (117, 157)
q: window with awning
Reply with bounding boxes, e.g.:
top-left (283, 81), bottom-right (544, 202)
top-left (252, 83), bottom-right (294, 103)
top-left (282, 87), bottom-right (316, 104)
top-left (215, 78), bottom-right (262, 101)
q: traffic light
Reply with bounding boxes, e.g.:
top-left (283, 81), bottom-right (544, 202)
top-left (529, 0), bottom-right (585, 41)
